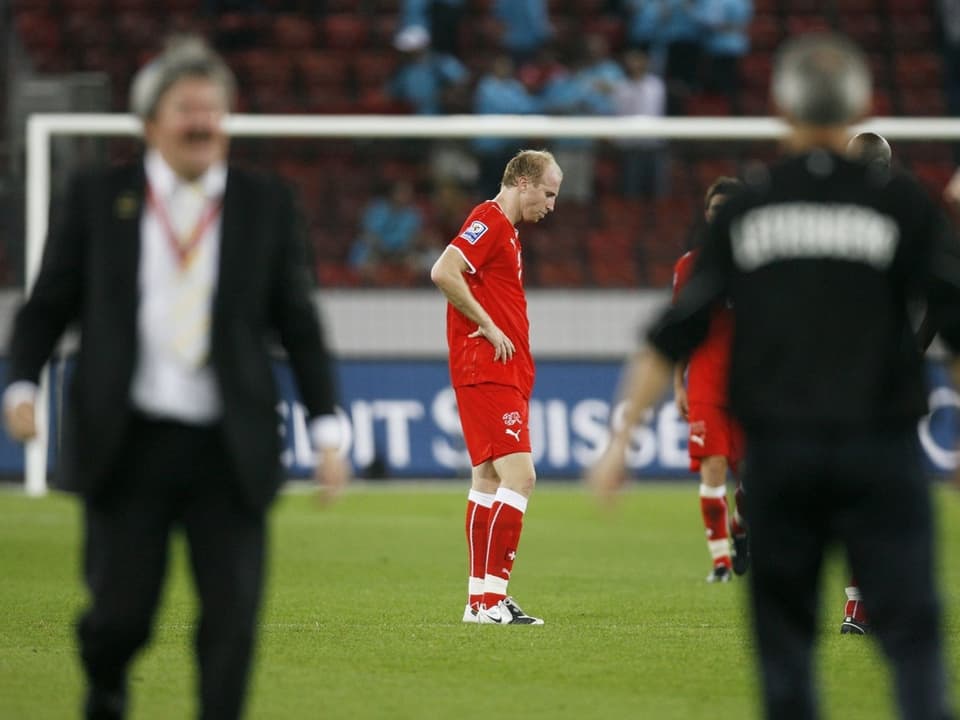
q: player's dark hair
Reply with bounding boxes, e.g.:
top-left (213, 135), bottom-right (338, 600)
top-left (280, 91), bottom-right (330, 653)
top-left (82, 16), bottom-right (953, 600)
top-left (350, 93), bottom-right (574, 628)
top-left (704, 176), bottom-right (743, 210)
top-left (847, 132), bottom-right (892, 170)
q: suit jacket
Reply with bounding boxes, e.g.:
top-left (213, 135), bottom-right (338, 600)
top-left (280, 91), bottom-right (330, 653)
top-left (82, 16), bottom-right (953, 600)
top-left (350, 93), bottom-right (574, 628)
top-left (7, 162), bottom-right (337, 510)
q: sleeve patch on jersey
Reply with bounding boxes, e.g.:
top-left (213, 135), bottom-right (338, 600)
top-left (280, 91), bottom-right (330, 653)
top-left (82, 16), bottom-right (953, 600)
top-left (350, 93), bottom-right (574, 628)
top-left (459, 221), bottom-right (488, 244)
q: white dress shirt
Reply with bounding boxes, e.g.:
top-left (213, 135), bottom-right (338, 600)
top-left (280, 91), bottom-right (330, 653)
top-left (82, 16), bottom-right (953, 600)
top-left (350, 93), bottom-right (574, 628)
top-left (130, 150), bottom-right (226, 424)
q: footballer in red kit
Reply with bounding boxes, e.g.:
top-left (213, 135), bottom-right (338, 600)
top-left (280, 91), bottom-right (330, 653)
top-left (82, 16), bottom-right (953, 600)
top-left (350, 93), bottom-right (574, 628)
top-left (431, 149), bottom-right (562, 625)
top-left (672, 177), bottom-right (748, 583)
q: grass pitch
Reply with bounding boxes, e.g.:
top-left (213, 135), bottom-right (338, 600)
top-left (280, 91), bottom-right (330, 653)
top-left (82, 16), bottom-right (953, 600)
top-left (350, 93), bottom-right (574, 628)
top-left (1, 482), bottom-right (958, 719)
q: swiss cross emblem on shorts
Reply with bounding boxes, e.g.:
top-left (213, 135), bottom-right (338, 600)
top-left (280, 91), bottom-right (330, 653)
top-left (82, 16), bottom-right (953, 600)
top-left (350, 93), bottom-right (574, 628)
top-left (502, 411), bottom-right (522, 426)
top-left (689, 420), bottom-right (707, 447)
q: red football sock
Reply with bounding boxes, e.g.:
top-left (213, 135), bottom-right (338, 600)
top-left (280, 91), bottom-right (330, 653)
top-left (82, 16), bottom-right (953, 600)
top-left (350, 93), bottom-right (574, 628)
top-left (465, 490), bottom-right (494, 611)
top-left (700, 484), bottom-right (731, 568)
top-left (844, 581), bottom-right (868, 622)
top-left (482, 488), bottom-right (527, 608)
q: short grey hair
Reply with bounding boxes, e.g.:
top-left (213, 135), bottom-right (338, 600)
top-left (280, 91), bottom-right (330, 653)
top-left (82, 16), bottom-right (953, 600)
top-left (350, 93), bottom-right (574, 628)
top-left (129, 35), bottom-right (236, 120)
top-left (772, 34), bottom-right (871, 127)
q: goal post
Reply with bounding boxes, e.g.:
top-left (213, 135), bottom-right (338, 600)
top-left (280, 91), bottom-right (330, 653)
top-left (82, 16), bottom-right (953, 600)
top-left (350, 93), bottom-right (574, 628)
top-left (21, 113), bottom-right (960, 495)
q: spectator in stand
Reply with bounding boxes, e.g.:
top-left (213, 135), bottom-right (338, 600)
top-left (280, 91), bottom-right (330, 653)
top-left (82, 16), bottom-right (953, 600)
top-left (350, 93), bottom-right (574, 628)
top-left (662, 0), bottom-right (704, 110)
top-left (613, 48), bottom-right (668, 198)
top-left (540, 34), bottom-right (625, 202)
top-left (700, 0), bottom-right (753, 99)
top-left (624, 0), bottom-right (670, 74)
top-left (473, 54), bottom-right (542, 198)
top-left (388, 25), bottom-right (470, 115)
top-left (348, 180), bottom-right (425, 281)
top-left (518, 44), bottom-right (569, 95)
top-left (493, 0), bottom-right (554, 66)
top-left (400, 0), bottom-right (468, 57)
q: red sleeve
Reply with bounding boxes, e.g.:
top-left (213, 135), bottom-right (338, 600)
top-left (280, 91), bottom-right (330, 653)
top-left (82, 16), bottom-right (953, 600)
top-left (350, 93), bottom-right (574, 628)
top-left (672, 252), bottom-right (695, 303)
top-left (449, 208), bottom-right (502, 273)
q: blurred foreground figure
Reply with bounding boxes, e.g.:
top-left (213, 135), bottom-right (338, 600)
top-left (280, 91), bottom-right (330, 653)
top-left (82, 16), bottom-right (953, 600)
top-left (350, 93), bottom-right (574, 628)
top-left (3, 36), bottom-right (348, 719)
top-left (590, 34), bottom-right (960, 720)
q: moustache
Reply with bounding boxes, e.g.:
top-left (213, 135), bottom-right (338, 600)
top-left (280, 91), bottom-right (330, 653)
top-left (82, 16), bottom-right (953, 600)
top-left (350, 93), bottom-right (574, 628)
top-left (183, 130), bottom-right (215, 143)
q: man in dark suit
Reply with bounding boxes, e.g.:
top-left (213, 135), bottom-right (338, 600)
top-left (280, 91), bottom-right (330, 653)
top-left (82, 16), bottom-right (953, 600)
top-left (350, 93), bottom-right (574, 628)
top-left (3, 36), bottom-right (348, 720)
top-left (589, 34), bottom-right (959, 720)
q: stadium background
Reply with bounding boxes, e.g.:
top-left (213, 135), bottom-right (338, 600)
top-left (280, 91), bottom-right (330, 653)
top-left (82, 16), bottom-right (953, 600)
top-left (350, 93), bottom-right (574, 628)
top-left (1, 0), bottom-right (959, 483)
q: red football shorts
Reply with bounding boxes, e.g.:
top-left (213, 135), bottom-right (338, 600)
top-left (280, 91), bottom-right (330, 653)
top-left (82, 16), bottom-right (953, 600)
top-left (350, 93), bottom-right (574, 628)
top-left (454, 383), bottom-right (531, 466)
top-left (687, 402), bottom-right (744, 473)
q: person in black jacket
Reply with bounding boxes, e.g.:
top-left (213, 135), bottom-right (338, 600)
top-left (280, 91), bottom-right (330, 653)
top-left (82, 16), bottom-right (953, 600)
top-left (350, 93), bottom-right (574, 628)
top-left (590, 34), bottom-right (960, 720)
top-left (2, 36), bottom-right (349, 720)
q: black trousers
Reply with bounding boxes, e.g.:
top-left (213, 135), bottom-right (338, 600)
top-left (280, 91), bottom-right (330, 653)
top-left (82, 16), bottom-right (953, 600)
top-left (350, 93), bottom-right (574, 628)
top-left (743, 427), bottom-right (953, 720)
top-left (78, 415), bottom-right (266, 720)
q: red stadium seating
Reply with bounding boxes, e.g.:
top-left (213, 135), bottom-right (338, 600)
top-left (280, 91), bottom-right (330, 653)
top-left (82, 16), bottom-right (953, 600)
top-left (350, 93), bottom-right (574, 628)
top-left (748, 15), bottom-right (783, 52)
top-left (894, 53), bottom-right (943, 91)
top-left (273, 15), bottom-right (318, 50)
top-left (323, 15), bottom-right (370, 51)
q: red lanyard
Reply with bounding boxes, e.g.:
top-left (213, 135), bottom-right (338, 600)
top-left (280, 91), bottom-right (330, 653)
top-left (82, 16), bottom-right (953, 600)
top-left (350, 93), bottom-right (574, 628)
top-left (146, 182), bottom-right (223, 270)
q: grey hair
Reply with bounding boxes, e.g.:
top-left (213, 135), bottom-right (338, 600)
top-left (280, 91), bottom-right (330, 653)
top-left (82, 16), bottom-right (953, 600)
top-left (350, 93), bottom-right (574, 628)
top-left (129, 35), bottom-right (236, 119)
top-left (772, 34), bottom-right (871, 127)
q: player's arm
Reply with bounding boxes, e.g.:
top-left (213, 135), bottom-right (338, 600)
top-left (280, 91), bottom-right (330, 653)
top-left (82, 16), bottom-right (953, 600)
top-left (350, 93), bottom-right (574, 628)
top-left (673, 360), bottom-right (689, 420)
top-left (430, 246), bottom-right (515, 362)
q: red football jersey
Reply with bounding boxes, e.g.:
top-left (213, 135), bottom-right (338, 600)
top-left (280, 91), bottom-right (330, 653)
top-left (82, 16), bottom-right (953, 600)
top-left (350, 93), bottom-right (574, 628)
top-left (445, 201), bottom-right (534, 398)
top-left (672, 250), bottom-right (733, 407)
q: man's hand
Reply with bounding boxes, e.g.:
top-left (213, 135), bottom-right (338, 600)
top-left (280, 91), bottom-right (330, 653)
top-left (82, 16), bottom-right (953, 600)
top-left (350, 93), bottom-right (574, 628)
top-left (469, 322), bottom-right (515, 363)
top-left (586, 435), bottom-right (629, 507)
top-left (315, 446), bottom-right (350, 506)
top-left (945, 168), bottom-right (960, 210)
top-left (674, 384), bottom-right (689, 421)
top-left (4, 400), bottom-right (37, 442)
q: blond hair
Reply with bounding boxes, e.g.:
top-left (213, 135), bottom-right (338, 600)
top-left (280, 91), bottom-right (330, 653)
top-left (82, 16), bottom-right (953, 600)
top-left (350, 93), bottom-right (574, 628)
top-left (501, 149), bottom-right (561, 188)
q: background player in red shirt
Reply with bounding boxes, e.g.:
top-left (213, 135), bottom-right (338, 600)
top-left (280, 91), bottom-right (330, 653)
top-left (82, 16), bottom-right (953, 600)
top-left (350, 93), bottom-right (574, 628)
top-left (672, 177), bottom-right (747, 583)
top-left (430, 149), bottom-right (562, 625)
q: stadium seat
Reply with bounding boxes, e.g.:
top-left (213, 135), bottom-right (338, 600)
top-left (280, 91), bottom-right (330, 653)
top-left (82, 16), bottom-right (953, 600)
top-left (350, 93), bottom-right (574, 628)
top-left (326, 0), bottom-right (363, 10)
top-left (273, 15), bottom-right (317, 50)
top-left (898, 88), bottom-right (947, 116)
top-left (752, 0), bottom-right (778, 13)
top-left (316, 262), bottom-right (361, 287)
top-left (60, 0), bottom-right (107, 12)
top-left (894, 53), bottom-right (942, 91)
top-left (748, 15), bottom-right (783, 52)
top-left (839, 14), bottom-right (884, 51)
top-left (867, 53), bottom-right (891, 89)
top-left (113, 12), bottom-right (162, 51)
top-left (739, 53), bottom-right (772, 91)
top-left (785, 15), bottom-right (832, 35)
top-left (323, 14), bottom-right (370, 50)
top-left (871, 89), bottom-right (894, 116)
top-left (353, 52), bottom-right (400, 91)
top-left (534, 260), bottom-right (587, 287)
top-left (886, 0), bottom-right (931, 13)
top-left (14, 11), bottom-right (61, 54)
top-left (109, 0), bottom-right (152, 10)
top-left (835, 0), bottom-right (879, 11)
top-left (911, 160), bottom-right (956, 194)
top-left (590, 260), bottom-right (638, 287)
top-left (889, 15), bottom-right (935, 50)
top-left (685, 94), bottom-right (732, 116)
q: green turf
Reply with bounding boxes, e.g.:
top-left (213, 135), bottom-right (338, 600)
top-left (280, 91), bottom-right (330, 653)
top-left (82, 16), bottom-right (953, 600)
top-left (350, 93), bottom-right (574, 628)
top-left (0, 483), bottom-right (957, 719)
